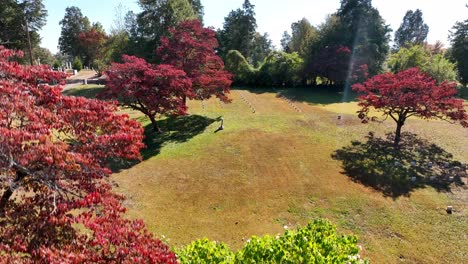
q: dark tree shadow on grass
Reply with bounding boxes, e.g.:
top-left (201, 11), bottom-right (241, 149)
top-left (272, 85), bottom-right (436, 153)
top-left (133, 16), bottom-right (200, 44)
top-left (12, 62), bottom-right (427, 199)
top-left (332, 132), bottom-right (467, 198)
top-left (63, 86), bottom-right (104, 98)
top-left (236, 85), bottom-right (358, 105)
top-left (141, 115), bottom-right (217, 160)
top-left (109, 115), bottom-right (217, 172)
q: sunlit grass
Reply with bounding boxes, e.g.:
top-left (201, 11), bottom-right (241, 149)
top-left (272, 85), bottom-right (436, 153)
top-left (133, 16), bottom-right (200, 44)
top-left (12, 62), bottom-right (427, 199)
top-left (65, 85), bottom-right (468, 263)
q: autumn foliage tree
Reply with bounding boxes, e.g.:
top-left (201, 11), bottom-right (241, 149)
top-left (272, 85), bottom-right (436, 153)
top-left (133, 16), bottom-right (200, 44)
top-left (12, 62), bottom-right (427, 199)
top-left (100, 55), bottom-right (192, 132)
top-left (353, 67), bottom-right (468, 147)
top-left (157, 19), bottom-right (232, 104)
top-left (78, 26), bottom-right (107, 68)
top-left (0, 47), bottom-right (177, 263)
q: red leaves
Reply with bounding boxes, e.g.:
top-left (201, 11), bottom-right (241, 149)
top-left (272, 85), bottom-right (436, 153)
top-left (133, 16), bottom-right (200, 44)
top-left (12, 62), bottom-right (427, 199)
top-left (352, 67), bottom-right (468, 126)
top-left (100, 55), bottom-right (192, 126)
top-left (0, 47), bottom-right (174, 262)
top-left (157, 19), bottom-right (233, 102)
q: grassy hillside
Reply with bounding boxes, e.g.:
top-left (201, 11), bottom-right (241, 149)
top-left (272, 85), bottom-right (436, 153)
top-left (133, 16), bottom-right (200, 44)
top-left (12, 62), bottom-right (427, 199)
top-left (65, 85), bottom-right (468, 263)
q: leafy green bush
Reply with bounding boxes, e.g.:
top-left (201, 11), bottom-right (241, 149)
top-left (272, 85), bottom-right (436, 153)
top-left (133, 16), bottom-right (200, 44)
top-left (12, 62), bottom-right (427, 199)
top-left (388, 45), bottom-right (457, 83)
top-left (225, 50), bottom-right (258, 85)
top-left (258, 51), bottom-right (304, 87)
top-left (72, 57), bottom-right (83, 71)
top-left (176, 238), bottom-right (235, 264)
top-left (177, 219), bottom-right (367, 264)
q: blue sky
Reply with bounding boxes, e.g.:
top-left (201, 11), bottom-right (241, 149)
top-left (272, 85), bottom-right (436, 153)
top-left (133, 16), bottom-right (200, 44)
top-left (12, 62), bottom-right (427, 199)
top-left (40, 0), bottom-right (468, 54)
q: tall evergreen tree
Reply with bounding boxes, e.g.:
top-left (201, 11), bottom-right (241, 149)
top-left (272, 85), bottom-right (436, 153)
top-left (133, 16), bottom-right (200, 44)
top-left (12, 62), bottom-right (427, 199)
top-left (0, 0), bottom-right (47, 64)
top-left (280, 31), bottom-right (292, 53)
top-left (289, 18), bottom-right (318, 58)
top-left (58, 6), bottom-right (91, 58)
top-left (449, 6), bottom-right (468, 85)
top-left (394, 9), bottom-right (429, 50)
top-left (217, 0), bottom-right (257, 60)
top-left (134, 0), bottom-right (203, 60)
top-left (337, 0), bottom-right (391, 76)
top-left (251, 32), bottom-right (273, 67)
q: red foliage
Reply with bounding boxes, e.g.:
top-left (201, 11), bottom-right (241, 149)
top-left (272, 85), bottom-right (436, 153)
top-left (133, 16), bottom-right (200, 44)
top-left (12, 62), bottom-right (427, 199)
top-left (353, 67), bottom-right (467, 145)
top-left (0, 47), bottom-right (176, 263)
top-left (157, 19), bottom-right (232, 103)
top-left (100, 55), bottom-right (192, 131)
top-left (311, 45), bottom-right (368, 85)
top-left (78, 28), bottom-right (107, 64)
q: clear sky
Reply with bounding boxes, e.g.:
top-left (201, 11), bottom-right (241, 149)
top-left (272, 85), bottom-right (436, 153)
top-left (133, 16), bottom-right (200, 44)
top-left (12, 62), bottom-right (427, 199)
top-left (40, 0), bottom-right (468, 54)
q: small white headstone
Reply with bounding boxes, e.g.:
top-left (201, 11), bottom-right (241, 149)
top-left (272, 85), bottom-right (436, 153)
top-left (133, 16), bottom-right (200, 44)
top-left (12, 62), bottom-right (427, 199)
top-left (411, 176), bottom-right (417, 182)
top-left (410, 161), bottom-right (416, 166)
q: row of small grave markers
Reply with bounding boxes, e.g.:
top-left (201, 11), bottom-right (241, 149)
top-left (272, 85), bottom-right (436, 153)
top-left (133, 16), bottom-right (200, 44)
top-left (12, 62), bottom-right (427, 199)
top-left (279, 94), bottom-right (302, 113)
top-left (238, 92), bottom-right (256, 113)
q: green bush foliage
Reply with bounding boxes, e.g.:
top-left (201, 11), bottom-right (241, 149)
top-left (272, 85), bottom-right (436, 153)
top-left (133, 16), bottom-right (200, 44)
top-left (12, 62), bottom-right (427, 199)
top-left (225, 50), bottom-right (258, 85)
top-left (177, 219), bottom-right (367, 264)
top-left (388, 45), bottom-right (457, 83)
top-left (258, 51), bottom-right (304, 87)
top-left (72, 57), bottom-right (83, 71)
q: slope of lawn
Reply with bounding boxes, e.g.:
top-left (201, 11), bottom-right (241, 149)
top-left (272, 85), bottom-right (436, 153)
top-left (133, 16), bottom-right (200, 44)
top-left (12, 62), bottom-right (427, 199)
top-left (65, 85), bottom-right (468, 263)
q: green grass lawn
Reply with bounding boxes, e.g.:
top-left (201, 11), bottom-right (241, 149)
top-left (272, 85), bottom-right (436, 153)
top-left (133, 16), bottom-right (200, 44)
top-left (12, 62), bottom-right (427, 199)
top-left (66, 85), bottom-right (468, 263)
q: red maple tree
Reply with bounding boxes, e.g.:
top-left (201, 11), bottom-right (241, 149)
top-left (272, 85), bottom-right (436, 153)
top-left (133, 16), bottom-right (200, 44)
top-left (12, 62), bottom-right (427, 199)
top-left (310, 45), bottom-right (368, 85)
top-left (353, 67), bottom-right (468, 146)
top-left (100, 55), bottom-right (192, 132)
top-left (0, 47), bottom-right (177, 263)
top-left (78, 28), bottom-right (107, 66)
top-left (157, 19), bottom-right (232, 104)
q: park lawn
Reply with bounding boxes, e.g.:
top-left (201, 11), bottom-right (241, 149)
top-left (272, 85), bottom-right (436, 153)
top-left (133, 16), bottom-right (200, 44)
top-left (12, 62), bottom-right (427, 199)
top-left (66, 85), bottom-right (467, 263)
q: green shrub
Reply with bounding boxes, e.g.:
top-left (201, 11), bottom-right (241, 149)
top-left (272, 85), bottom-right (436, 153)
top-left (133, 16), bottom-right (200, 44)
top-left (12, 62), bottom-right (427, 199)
top-left (176, 238), bottom-right (235, 264)
top-left (72, 57), bottom-right (83, 71)
top-left (177, 219), bottom-right (367, 264)
top-left (388, 45), bottom-right (457, 83)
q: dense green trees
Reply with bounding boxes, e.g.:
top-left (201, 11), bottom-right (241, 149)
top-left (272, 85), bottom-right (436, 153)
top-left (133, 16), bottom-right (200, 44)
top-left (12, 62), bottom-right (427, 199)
top-left (128, 0), bottom-right (203, 60)
top-left (0, 0), bottom-right (47, 64)
top-left (449, 13), bottom-right (468, 85)
top-left (217, 0), bottom-right (256, 58)
top-left (58, 6), bottom-right (91, 59)
top-left (394, 9), bottom-right (429, 50)
top-left (388, 45), bottom-right (457, 83)
top-left (336, 0), bottom-right (391, 76)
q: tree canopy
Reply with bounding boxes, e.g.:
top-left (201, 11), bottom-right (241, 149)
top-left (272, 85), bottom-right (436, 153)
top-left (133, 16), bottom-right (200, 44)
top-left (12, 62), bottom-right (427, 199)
top-left (158, 19), bottom-right (232, 104)
top-left (449, 14), bottom-right (468, 85)
top-left (58, 6), bottom-right (91, 58)
top-left (217, 0), bottom-right (257, 61)
top-left (394, 9), bottom-right (429, 50)
top-left (353, 68), bottom-right (467, 146)
top-left (0, 46), bottom-right (176, 262)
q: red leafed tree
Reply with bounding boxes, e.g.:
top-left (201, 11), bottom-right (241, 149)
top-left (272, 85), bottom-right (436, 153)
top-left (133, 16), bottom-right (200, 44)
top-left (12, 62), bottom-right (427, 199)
top-left (353, 67), bottom-right (468, 147)
top-left (0, 47), bottom-right (177, 263)
top-left (100, 55), bottom-right (192, 132)
top-left (310, 45), bottom-right (368, 85)
top-left (78, 28), bottom-right (107, 66)
top-left (157, 19), bottom-right (232, 105)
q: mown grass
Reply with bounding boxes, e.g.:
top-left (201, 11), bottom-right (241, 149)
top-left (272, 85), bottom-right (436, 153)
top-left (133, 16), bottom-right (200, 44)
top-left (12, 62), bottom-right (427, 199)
top-left (66, 85), bottom-right (467, 263)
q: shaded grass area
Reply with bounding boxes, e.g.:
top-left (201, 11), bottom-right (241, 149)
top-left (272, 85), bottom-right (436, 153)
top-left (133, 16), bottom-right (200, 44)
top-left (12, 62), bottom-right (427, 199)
top-left (63, 84), bottom-right (104, 98)
top-left (141, 115), bottom-right (218, 160)
top-left (333, 132), bottom-right (467, 198)
top-left (238, 85), bottom-right (358, 105)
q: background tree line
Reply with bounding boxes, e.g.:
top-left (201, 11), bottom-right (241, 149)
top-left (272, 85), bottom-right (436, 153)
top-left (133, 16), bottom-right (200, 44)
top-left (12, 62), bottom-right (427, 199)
top-left (0, 0), bottom-right (467, 87)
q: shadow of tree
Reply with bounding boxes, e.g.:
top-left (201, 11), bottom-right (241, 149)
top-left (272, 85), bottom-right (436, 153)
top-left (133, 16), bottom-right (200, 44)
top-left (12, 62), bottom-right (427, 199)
top-left (109, 115), bottom-right (217, 172)
top-left (63, 86), bottom-right (104, 98)
top-left (141, 115), bottom-right (217, 160)
top-left (332, 132), bottom-right (467, 198)
top-left (235, 85), bottom-right (358, 105)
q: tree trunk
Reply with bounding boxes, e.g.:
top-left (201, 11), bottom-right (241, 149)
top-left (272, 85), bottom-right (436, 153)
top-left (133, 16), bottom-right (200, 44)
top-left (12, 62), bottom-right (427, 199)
top-left (0, 170), bottom-right (26, 215)
top-left (394, 122), bottom-right (403, 148)
top-left (183, 95), bottom-right (187, 106)
top-left (148, 115), bottom-right (161, 133)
